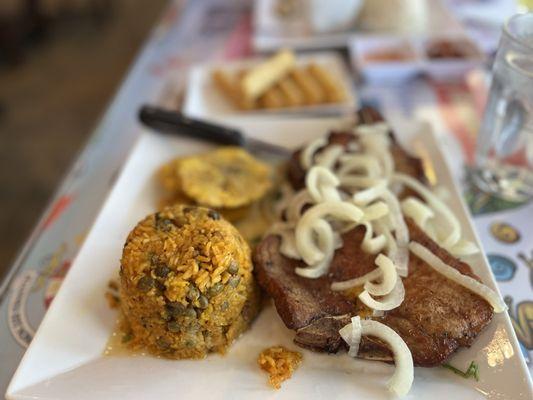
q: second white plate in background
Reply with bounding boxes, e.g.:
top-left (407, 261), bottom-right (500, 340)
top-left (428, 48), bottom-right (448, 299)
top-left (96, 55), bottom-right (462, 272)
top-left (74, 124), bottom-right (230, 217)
top-left (182, 52), bottom-right (358, 122)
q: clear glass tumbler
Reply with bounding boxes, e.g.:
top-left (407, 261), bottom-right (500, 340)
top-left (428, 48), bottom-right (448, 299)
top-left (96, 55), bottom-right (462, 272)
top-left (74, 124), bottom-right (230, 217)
top-left (472, 13), bottom-right (533, 202)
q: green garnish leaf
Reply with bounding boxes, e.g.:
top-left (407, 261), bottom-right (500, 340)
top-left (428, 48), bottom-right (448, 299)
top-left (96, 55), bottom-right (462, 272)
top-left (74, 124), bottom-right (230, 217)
top-left (442, 361), bottom-right (479, 381)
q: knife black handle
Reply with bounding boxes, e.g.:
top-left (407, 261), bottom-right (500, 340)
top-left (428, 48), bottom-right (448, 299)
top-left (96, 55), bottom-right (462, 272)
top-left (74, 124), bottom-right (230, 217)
top-left (139, 105), bottom-right (245, 146)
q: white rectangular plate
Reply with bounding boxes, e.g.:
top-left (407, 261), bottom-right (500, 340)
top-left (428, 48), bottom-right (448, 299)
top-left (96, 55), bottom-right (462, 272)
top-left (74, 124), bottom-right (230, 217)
top-left (182, 53), bottom-right (358, 122)
top-left (7, 118), bottom-right (532, 399)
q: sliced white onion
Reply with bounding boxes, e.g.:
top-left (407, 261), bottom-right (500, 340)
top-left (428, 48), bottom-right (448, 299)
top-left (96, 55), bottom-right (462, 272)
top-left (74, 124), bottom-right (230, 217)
top-left (448, 239), bottom-right (479, 257)
top-left (422, 221), bottom-right (438, 242)
top-left (286, 190), bottom-right (313, 223)
top-left (361, 222), bottom-right (387, 254)
top-left (361, 201), bottom-right (389, 222)
top-left (372, 219), bottom-right (409, 278)
top-left (340, 176), bottom-right (382, 188)
top-left (359, 319), bottom-right (414, 397)
top-left (400, 197), bottom-right (435, 230)
top-left (359, 278), bottom-right (405, 311)
top-left (347, 141), bottom-right (361, 152)
top-left (393, 173), bottom-right (461, 249)
top-left (332, 231), bottom-right (343, 250)
top-left (381, 189), bottom-right (409, 276)
top-left (393, 247), bottom-right (409, 278)
top-left (331, 268), bottom-right (383, 291)
top-left (315, 185), bottom-right (341, 205)
top-left (381, 150), bottom-right (394, 178)
top-left (352, 180), bottom-right (388, 206)
top-left (364, 254), bottom-right (398, 296)
top-left (306, 166), bottom-right (341, 203)
top-left (373, 215), bottom-right (394, 232)
top-left (376, 222), bottom-right (406, 279)
top-left (363, 235), bottom-right (387, 255)
top-left (408, 241), bottom-right (507, 313)
top-left (316, 144), bottom-right (344, 170)
top-left (339, 316), bottom-right (362, 357)
top-left (296, 219), bottom-right (335, 278)
top-left (381, 190), bottom-right (408, 245)
top-left (338, 154), bottom-right (382, 178)
top-left (267, 222), bottom-right (300, 260)
top-left (300, 137), bottom-right (327, 170)
top-left (374, 219), bottom-right (396, 254)
top-left (295, 201), bottom-right (364, 265)
top-left (280, 234), bottom-right (299, 259)
top-left (360, 133), bottom-right (394, 177)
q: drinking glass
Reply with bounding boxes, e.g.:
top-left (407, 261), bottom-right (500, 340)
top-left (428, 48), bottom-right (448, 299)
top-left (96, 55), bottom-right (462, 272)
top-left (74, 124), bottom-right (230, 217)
top-left (472, 13), bottom-right (533, 202)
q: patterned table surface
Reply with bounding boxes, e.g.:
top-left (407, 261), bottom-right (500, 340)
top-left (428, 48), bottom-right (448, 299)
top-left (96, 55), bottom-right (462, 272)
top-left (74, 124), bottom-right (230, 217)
top-left (1, 0), bottom-right (531, 395)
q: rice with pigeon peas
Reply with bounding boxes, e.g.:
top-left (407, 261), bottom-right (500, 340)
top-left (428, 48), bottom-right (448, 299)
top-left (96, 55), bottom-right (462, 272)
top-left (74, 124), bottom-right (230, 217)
top-left (120, 204), bottom-right (261, 359)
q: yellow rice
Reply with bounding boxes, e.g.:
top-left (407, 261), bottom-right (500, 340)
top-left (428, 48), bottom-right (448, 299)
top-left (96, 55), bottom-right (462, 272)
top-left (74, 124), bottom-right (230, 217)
top-left (120, 204), bottom-right (260, 359)
top-left (258, 346), bottom-right (303, 389)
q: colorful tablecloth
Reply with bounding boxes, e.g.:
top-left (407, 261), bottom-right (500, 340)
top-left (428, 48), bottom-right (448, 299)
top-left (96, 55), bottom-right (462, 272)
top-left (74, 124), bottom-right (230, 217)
top-left (1, 0), bottom-right (531, 395)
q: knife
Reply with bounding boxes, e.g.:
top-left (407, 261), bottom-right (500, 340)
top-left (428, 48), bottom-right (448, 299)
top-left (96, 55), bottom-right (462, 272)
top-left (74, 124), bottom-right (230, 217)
top-left (138, 105), bottom-right (290, 161)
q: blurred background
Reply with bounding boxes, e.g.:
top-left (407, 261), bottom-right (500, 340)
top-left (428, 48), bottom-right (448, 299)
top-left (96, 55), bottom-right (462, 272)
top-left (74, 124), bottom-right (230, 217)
top-left (0, 0), bottom-right (166, 274)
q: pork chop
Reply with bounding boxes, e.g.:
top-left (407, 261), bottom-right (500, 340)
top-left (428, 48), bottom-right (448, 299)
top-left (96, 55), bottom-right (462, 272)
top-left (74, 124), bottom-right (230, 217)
top-left (254, 108), bottom-right (493, 366)
top-left (253, 219), bottom-right (493, 366)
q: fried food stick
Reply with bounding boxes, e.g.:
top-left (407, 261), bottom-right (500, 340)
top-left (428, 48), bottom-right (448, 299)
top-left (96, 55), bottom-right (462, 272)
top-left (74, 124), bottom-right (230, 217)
top-left (259, 85), bottom-right (286, 109)
top-left (307, 63), bottom-right (346, 103)
top-left (212, 69), bottom-right (254, 110)
top-left (278, 76), bottom-right (305, 107)
top-left (290, 67), bottom-right (325, 105)
top-left (240, 50), bottom-right (295, 101)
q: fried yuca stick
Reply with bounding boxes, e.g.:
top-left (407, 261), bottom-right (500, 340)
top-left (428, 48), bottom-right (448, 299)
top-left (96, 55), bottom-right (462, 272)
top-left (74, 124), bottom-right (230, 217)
top-left (235, 68), bottom-right (256, 109)
top-left (212, 69), bottom-right (254, 110)
top-left (212, 69), bottom-right (238, 104)
top-left (259, 85), bottom-right (285, 109)
top-left (278, 75), bottom-right (305, 107)
top-left (290, 67), bottom-right (325, 105)
top-left (307, 63), bottom-right (346, 103)
top-left (240, 49), bottom-right (295, 101)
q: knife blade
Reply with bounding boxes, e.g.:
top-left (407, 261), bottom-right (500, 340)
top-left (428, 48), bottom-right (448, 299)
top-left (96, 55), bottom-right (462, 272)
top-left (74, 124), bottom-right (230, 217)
top-left (138, 105), bottom-right (291, 161)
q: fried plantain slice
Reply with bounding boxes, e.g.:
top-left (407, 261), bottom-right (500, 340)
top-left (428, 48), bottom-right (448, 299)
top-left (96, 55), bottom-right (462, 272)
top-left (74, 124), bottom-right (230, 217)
top-left (178, 147), bottom-right (272, 209)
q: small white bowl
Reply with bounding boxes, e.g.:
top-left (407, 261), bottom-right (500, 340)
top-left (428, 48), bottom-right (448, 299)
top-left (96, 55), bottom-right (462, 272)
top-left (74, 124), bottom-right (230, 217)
top-left (349, 36), bottom-right (422, 83)
top-left (421, 35), bottom-right (485, 81)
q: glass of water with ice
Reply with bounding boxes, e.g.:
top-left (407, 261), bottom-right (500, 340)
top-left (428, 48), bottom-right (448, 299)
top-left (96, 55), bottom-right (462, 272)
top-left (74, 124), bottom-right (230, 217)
top-left (472, 13), bottom-right (533, 202)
